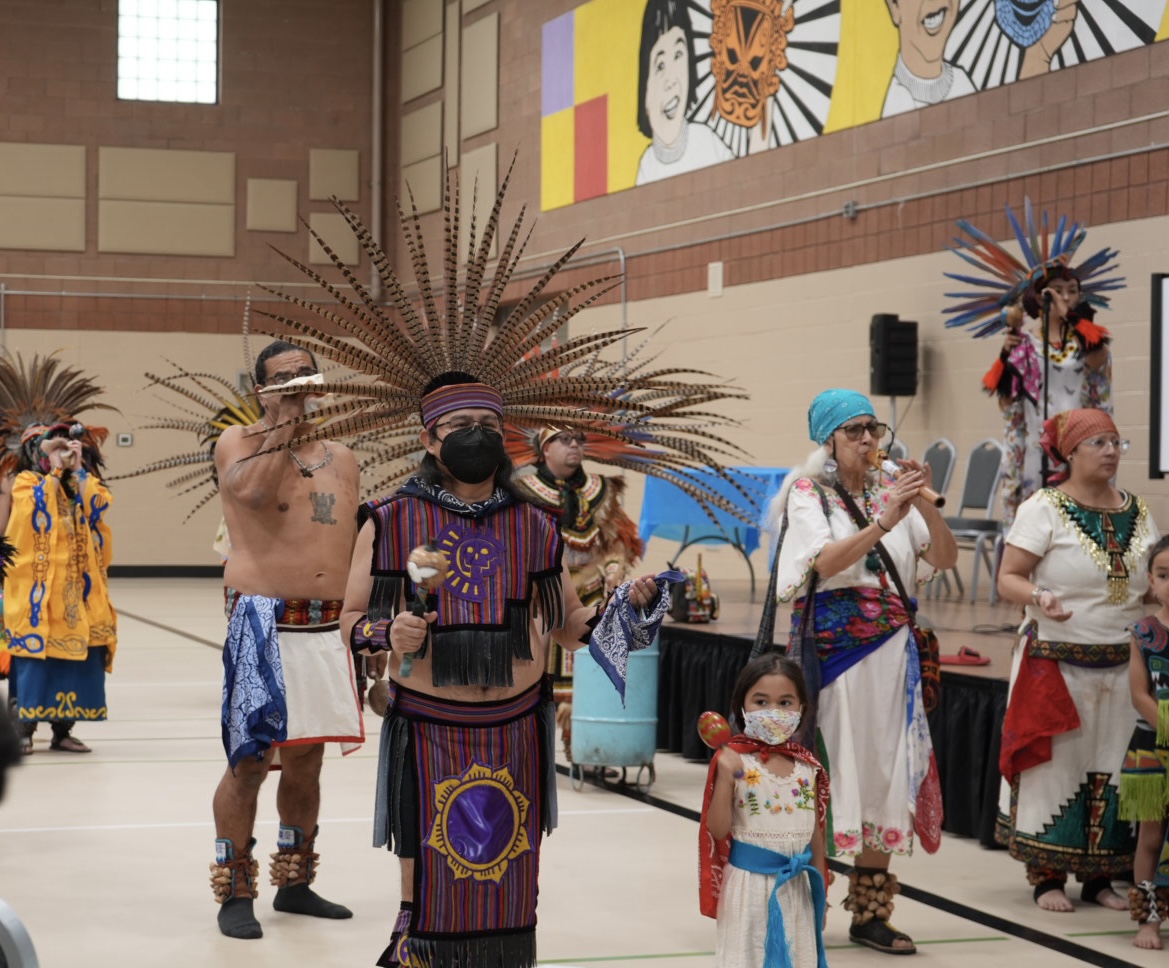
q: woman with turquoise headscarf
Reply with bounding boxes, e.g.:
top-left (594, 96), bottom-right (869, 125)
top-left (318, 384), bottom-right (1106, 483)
top-left (772, 389), bottom-right (957, 956)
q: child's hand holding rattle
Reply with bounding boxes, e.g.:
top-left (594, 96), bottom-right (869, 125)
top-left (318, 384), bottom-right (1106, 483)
top-left (697, 710), bottom-right (744, 779)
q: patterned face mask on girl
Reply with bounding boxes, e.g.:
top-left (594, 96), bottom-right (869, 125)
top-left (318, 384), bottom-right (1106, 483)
top-left (742, 707), bottom-right (801, 746)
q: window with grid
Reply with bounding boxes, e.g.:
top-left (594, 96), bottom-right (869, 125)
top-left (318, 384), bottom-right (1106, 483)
top-left (117, 0), bottom-right (219, 104)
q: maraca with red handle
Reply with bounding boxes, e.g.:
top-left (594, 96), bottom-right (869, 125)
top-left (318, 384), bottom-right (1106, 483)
top-left (402, 544), bottom-right (449, 678)
top-left (697, 710), bottom-right (732, 749)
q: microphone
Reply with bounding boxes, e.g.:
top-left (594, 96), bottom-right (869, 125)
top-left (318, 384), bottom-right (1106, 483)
top-left (1043, 289), bottom-right (1053, 309)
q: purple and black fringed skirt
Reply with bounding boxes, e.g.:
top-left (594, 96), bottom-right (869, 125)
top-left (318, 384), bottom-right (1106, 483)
top-left (374, 677), bottom-right (557, 968)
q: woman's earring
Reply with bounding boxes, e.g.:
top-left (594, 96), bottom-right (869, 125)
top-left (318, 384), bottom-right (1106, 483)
top-left (824, 457), bottom-right (838, 476)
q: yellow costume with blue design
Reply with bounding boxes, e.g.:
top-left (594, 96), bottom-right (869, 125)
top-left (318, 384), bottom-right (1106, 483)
top-left (4, 466), bottom-right (116, 723)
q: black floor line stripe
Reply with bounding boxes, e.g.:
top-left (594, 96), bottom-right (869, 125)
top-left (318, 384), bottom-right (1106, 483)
top-left (556, 765), bottom-right (1142, 968)
top-left (118, 609), bottom-right (223, 650)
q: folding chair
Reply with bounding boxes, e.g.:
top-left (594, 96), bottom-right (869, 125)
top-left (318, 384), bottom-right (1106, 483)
top-left (920, 439), bottom-right (957, 598)
top-left (921, 438), bottom-right (956, 499)
top-left (942, 439), bottom-right (1004, 603)
top-left (887, 438), bottom-right (909, 462)
top-left (0, 899), bottom-right (39, 967)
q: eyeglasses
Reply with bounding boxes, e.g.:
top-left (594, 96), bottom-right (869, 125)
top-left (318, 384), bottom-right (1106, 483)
top-left (1079, 436), bottom-right (1130, 454)
top-left (264, 366), bottom-right (319, 386)
top-left (549, 432), bottom-right (587, 446)
top-left (838, 421), bottom-right (888, 441)
top-left (434, 416), bottom-right (503, 435)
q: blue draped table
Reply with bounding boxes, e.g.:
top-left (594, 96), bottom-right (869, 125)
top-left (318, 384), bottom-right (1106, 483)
top-left (638, 467), bottom-right (788, 592)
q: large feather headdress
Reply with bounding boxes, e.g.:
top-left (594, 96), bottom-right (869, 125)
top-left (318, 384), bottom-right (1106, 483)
top-left (252, 155), bottom-right (755, 524)
top-left (0, 351), bottom-right (115, 479)
top-left (943, 197), bottom-right (1124, 338)
top-left (105, 361), bottom-right (265, 521)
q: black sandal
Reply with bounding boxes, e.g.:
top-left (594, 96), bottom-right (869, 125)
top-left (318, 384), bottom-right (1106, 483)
top-left (49, 734), bottom-right (91, 753)
top-left (850, 919), bottom-right (917, 955)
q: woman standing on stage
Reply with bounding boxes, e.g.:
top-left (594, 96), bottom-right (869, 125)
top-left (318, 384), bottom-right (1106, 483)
top-left (943, 201), bottom-right (1121, 531)
top-left (986, 267), bottom-right (1112, 529)
top-left (773, 388), bottom-right (957, 955)
top-left (996, 408), bottom-right (1158, 912)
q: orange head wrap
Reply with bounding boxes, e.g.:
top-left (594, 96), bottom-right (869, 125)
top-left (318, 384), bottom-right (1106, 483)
top-left (1040, 408), bottom-right (1118, 484)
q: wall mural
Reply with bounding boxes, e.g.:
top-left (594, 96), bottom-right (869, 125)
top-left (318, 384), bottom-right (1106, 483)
top-left (540, 0), bottom-right (1169, 210)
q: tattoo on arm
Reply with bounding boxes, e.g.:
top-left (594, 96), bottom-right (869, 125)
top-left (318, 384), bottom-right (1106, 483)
top-left (310, 491), bottom-right (337, 525)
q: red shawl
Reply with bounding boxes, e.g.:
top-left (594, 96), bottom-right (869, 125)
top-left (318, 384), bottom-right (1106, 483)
top-left (698, 736), bottom-right (829, 919)
top-left (999, 647), bottom-right (1081, 779)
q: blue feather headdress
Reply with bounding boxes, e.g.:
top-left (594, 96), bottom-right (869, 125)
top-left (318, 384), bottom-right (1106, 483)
top-left (943, 198), bottom-right (1125, 338)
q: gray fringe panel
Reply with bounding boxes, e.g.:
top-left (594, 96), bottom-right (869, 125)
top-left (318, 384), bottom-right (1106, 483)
top-left (428, 608), bottom-right (535, 688)
top-left (538, 692), bottom-right (558, 835)
top-left (533, 572), bottom-right (565, 632)
top-left (405, 930), bottom-right (536, 968)
top-left (373, 710), bottom-right (410, 851)
top-left (368, 576), bottom-right (405, 623)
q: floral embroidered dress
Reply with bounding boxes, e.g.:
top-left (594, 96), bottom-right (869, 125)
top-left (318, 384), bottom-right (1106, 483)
top-left (995, 327), bottom-right (1112, 527)
top-left (996, 488), bottom-right (1156, 879)
top-left (716, 756), bottom-right (819, 968)
top-left (776, 477), bottom-right (935, 859)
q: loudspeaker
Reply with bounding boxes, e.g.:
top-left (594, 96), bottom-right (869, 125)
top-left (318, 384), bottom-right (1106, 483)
top-left (870, 314), bottom-right (918, 397)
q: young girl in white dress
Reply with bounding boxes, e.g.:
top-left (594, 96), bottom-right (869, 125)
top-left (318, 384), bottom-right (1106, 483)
top-left (699, 653), bottom-right (829, 968)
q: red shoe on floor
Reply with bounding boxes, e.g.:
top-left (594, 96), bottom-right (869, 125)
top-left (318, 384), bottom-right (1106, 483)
top-left (938, 646), bottom-right (990, 666)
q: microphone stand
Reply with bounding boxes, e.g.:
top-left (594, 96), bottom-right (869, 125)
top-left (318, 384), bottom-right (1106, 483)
top-left (1040, 290), bottom-right (1053, 486)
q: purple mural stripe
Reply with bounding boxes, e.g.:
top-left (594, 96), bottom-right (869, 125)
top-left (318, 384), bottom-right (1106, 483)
top-left (541, 12), bottom-right (574, 117)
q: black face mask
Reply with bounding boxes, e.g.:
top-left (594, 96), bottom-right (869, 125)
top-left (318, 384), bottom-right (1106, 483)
top-left (438, 425), bottom-right (505, 484)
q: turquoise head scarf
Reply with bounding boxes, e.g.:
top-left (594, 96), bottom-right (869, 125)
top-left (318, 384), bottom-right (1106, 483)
top-left (807, 389), bottom-right (875, 444)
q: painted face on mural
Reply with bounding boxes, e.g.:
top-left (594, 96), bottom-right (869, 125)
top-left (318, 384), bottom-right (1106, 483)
top-left (886, 0), bottom-right (959, 78)
top-left (645, 25), bottom-right (690, 147)
top-left (709, 0), bottom-right (792, 131)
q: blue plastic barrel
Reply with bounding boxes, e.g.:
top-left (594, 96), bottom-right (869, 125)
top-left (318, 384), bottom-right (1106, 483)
top-left (570, 635), bottom-right (659, 771)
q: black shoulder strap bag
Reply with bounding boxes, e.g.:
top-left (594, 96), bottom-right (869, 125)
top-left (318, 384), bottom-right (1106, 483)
top-left (752, 482), bottom-right (829, 748)
top-left (829, 484), bottom-right (941, 714)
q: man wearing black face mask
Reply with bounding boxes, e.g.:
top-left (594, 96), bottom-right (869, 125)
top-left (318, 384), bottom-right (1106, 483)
top-left (341, 372), bottom-right (662, 968)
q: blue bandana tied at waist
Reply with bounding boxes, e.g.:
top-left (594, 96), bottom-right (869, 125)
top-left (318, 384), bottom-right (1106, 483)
top-left (221, 595), bottom-right (287, 768)
top-left (728, 840), bottom-right (827, 968)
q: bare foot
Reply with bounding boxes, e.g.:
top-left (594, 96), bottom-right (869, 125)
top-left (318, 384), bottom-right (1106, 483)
top-left (1036, 887), bottom-right (1075, 912)
top-left (1092, 887), bottom-right (1128, 911)
top-left (1135, 922), bottom-right (1163, 950)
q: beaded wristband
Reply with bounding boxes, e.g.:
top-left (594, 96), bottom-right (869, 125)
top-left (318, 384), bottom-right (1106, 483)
top-left (350, 615), bottom-right (391, 654)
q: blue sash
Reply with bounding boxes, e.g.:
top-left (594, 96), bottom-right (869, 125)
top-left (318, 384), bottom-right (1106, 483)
top-left (728, 840), bottom-right (827, 968)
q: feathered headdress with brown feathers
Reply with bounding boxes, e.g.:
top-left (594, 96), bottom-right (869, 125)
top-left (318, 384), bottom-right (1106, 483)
top-left (0, 351), bottom-right (115, 480)
top-left (252, 155), bottom-right (755, 524)
top-left (105, 361), bottom-right (265, 522)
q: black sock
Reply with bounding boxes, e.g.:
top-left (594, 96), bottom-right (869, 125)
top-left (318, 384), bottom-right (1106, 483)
top-left (217, 898), bottom-right (263, 940)
top-left (273, 883), bottom-right (353, 919)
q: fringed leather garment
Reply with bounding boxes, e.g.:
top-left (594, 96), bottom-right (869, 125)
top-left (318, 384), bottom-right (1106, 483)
top-left (364, 479), bottom-right (564, 689)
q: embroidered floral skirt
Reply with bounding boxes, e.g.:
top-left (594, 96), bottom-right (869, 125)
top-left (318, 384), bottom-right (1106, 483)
top-left (817, 629), bottom-right (915, 857)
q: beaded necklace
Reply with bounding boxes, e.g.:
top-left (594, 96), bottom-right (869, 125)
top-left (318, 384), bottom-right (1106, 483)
top-left (862, 488), bottom-right (882, 573)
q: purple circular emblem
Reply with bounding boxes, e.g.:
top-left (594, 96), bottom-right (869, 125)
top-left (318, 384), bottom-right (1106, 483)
top-left (446, 783), bottom-right (518, 864)
top-left (436, 521), bottom-right (503, 603)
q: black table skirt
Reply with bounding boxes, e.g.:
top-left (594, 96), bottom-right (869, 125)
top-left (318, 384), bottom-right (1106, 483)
top-left (656, 626), bottom-right (1007, 847)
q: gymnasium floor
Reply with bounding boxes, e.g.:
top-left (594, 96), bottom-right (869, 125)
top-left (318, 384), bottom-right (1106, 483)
top-left (0, 578), bottom-right (1156, 967)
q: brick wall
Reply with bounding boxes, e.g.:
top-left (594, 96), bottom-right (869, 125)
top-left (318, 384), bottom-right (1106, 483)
top-left (0, 0), bottom-right (394, 332)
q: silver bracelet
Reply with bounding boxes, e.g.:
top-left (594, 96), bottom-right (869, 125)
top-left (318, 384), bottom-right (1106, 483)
top-left (1031, 586), bottom-right (1050, 606)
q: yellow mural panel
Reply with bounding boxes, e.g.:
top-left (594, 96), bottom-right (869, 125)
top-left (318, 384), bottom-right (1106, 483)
top-left (575, 0), bottom-right (648, 194)
top-left (541, 108), bottom-right (576, 213)
top-left (825, 0), bottom-right (900, 134)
